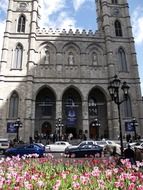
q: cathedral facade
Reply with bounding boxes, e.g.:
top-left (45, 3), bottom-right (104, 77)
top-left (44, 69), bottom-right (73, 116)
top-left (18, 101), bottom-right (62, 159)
top-left (0, 0), bottom-right (143, 142)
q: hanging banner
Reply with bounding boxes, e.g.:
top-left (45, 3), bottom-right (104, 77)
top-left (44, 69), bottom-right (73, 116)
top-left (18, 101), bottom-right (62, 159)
top-left (125, 121), bottom-right (134, 132)
top-left (66, 106), bottom-right (77, 127)
top-left (7, 122), bottom-right (17, 133)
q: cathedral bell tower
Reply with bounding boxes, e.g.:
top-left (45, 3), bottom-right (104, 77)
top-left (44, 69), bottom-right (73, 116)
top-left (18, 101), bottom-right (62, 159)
top-left (96, 0), bottom-right (143, 137)
top-left (96, 0), bottom-right (139, 78)
top-left (0, 0), bottom-right (40, 73)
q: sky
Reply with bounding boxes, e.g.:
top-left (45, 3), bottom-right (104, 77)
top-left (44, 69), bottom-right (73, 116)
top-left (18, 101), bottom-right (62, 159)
top-left (0, 0), bottom-right (143, 95)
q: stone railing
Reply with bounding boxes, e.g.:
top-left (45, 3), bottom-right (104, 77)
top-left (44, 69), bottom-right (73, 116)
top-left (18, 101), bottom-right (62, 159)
top-left (36, 28), bottom-right (103, 37)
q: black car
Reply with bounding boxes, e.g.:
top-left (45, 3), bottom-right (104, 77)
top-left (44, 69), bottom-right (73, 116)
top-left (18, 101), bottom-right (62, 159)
top-left (65, 144), bottom-right (103, 158)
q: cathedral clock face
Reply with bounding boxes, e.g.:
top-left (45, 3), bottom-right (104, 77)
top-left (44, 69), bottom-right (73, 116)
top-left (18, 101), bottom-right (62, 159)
top-left (112, 7), bottom-right (120, 16)
top-left (19, 3), bottom-right (27, 11)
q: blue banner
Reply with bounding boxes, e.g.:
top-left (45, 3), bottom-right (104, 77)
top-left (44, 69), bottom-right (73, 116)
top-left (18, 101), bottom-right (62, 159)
top-left (7, 122), bottom-right (17, 133)
top-left (125, 121), bottom-right (134, 132)
top-left (66, 106), bottom-right (77, 127)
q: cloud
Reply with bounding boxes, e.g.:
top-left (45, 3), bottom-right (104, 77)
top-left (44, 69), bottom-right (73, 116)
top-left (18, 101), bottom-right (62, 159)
top-left (131, 7), bottom-right (143, 44)
top-left (72, 0), bottom-right (86, 11)
top-left (39, 0), bottom-right (78, 30)
top-left (0, 0), bottom-right (8, 13)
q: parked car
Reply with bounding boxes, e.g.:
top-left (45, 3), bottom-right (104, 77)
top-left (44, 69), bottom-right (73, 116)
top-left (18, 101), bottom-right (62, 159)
top-left (134, 142), bottom-right (143, 151)
top-left (0, 138), bottom-right (10, 154)
top-left (5, 143), bottom-right (45, 157)
top-left (70, 140), bottom-right (97, 149)
top-left (65, 143), bottom-right (103, 158)
top-left (45, 141), bottom-right (72, 153)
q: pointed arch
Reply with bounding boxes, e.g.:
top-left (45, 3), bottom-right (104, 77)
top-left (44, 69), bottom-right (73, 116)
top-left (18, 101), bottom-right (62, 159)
top-left (86, 43), bottom-right (104, 66)
top-left (62, 42), bottom-right (80, 65)
top-left (9, 91), bottom-right (19, 118)
top-left (35, 86), bottom-right (56, 117)
top-left (12, 43), bottom-right (23, 69)
top-left (118, 47), bottom-right (128, 72)
top-left (17, 15), bottom-right (26, 32)
top-left (88, 87), bottom-right (108, 139)
top-left (115, 20), bottom-right (122, 36)
top-left (38, 42), bottom-right (57, 65)
top-left (62, 86), bottom-right (82, 137)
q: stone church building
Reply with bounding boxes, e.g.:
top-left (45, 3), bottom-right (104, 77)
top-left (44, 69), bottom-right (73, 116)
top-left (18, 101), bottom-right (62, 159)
top-left (0, 0), bottom-right (143, 142)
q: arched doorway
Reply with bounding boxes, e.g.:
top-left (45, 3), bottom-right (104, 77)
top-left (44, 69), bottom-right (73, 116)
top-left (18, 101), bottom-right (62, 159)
top-left (88, 88), bottom-right (107, 139)
top-left (35, 87), bottom-right (56, 136)
top-left (62, 87), bottom-right (82, 138)
top-left (89, 122), bottom-right (97, 139)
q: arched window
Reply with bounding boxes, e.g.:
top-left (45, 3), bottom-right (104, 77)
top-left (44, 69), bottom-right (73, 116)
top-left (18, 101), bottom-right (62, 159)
top-left (17, 15), bottom-right (26, 32)
top-left (123, 96), bottom-right (132, 118)
top-left (115, 20), bottom-right (122, 36)
top-left (118, 48), bottom-right (127, 72)
top-left (9, 92), bottom-right (19, 118)
top-left (88, 98), bottom-right (98, 116)
top-left (13, 44), bottom-right (23, 69)
top-left (112, 0), bottom-right (118, 4)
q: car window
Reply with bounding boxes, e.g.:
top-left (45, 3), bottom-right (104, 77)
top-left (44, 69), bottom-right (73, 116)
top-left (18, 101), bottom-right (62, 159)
top-left (87, 142), bottom-right (94, 145)
top-left (79, 143), bottom-right (86, 147)
top-left (55, 142), bottom-right (59, 145)
top-left (96, 141), bottom-right (106, 145)
top-left (80, 145), bottom-right (88, 149)
top-left (27, 145), bottom-right (34, 148)
top-left (61, 142), bottom-right (66, 145)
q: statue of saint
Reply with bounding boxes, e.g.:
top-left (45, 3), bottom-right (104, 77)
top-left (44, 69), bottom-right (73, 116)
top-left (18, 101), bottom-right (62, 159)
top-left (45, 50), bottom-right (50, 64)
top-left (68, 53), bottom-right (74, 65)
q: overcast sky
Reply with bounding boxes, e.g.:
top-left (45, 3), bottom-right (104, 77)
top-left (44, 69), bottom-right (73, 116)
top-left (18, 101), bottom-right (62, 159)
top-left (0, 0), bottom-right (143, 95)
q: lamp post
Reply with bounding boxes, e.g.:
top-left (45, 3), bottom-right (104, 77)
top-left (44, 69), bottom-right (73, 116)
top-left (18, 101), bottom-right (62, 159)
top-left (56, 118), bottom-right (64, 141)
top-left (131, 118), bottom-right (138, 140)
top-left (92, 118), bottom-right (101, 127)
top-left (14, 117), bottom-right (22, 142)
top-left (108, 75), bottom-right (129, 156)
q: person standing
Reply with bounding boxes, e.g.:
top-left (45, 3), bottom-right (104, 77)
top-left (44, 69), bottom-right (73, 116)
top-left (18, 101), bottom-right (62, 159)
top-left (124, 145), bottom-right (135, 165)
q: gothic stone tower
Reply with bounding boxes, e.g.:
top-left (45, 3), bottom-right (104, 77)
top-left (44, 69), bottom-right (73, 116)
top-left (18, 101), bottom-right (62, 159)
top-left (0, 0), bottom-right (142, 142)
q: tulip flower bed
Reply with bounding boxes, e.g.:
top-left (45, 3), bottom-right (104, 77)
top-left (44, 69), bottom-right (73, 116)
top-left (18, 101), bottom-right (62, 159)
top-left (0, 154), bottom-right (143, 190)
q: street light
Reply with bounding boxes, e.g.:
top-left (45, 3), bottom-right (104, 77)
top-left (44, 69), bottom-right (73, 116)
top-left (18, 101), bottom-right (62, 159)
top-left (130, 118), bottom-right (138, 140)
top-left (56, 118), bottom-right (64, 141)
top-left (14, 117), bottom-right (22, 142)
top-left (92, 118), bottom-right (101, 127)
top-left (108, 75), bottom-right (130, 156)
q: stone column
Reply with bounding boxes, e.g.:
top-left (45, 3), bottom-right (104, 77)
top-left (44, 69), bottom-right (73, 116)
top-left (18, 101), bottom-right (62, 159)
top-left (82, 100), bottom-right (89, 138)
top-left (107, 100), bottom-right (119, 139)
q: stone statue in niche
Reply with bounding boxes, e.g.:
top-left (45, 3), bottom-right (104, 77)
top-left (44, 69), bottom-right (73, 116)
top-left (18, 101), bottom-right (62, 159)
top-left (45, 50), bottom-right (50, 64)
top-left (92, 53), bottom-right (97, 65)
top-left (68, 52), bottom-right (74, 65)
